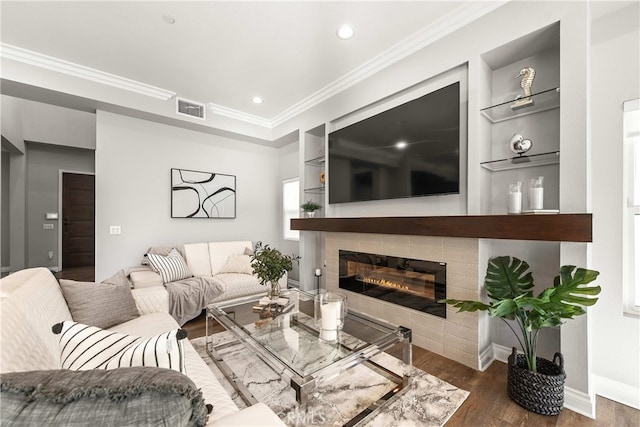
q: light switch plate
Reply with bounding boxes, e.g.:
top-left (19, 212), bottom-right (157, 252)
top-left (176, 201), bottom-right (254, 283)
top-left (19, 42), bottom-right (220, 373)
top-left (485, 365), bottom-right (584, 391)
top-left (109, 226), bottom-right (121, 235)
top-left (43, 224), bottom-right (54, 230)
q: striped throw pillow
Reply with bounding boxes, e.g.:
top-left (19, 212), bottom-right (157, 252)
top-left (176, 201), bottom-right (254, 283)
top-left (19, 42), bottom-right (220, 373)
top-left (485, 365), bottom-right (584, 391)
top-left (52, 321), bottom-right (187, 374)
top-left (146, 248), bottom-right (191, 283)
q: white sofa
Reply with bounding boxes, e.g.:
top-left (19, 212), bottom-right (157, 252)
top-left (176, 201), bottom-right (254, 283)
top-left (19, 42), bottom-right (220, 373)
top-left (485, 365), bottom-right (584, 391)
top-left (129, 241), bottom-right (287, 323)
top-left (0, 267), bottom-right (285, 426)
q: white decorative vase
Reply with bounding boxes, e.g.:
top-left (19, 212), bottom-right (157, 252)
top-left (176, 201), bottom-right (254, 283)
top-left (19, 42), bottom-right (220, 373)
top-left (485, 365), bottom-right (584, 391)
top-left (305, 211), bottom-right (316, 218)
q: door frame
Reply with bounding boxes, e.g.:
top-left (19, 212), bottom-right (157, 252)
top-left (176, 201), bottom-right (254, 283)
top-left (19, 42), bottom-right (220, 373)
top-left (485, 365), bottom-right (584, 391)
top-left (57, 169), bottom-right (95, 272)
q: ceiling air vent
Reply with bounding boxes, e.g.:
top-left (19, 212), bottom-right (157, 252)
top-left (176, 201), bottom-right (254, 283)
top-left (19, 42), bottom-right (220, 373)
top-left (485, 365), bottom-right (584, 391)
top-left (176, 98), bottom-right (205, 120)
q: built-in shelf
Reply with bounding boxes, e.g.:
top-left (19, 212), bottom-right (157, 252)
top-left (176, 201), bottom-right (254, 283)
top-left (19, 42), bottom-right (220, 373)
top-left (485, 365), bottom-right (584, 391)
top-left (291, 214), bottom-right (592, 242)
top-left (480, 87), bottom-right (560, 123)
top-left (303, 186), bottom-right (325, 194)
top-left (480, 151), bottom-right (559, 171)
top-left (305, 156), bottom-right (325, 166)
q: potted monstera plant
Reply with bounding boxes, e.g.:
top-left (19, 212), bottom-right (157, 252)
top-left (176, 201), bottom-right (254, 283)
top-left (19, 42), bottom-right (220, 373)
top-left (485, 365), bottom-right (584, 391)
top-left (442, 256), bottom-right (600, 415)
top-left (250, 241), bottom-right (300, 300)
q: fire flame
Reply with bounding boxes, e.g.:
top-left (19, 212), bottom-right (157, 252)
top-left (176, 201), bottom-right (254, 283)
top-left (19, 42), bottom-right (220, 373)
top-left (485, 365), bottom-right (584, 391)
top-left (361, 276), bottom-right (409, 290)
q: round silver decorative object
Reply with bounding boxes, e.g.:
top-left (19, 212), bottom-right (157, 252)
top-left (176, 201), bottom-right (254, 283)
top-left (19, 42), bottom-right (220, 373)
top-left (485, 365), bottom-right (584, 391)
top-left (509, 133), bottom-right (533, 155)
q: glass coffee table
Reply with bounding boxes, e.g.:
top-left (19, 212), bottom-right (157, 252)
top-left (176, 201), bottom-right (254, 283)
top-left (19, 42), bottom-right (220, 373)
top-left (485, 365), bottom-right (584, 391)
top-left (205, 289), bottom-right (412, 408)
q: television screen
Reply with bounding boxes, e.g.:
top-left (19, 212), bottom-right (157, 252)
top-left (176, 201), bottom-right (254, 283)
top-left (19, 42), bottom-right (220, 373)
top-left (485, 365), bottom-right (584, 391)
top-left (328, 82), bottom-right (460, 204)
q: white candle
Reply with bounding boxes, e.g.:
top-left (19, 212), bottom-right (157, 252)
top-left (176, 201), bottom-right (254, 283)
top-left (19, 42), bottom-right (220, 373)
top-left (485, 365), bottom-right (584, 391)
top-left (320, 302), bottom-right (338, 341)
top-left (529, 187), bottom-right (544, 210)
top-left (315, 268), bottom-right (322, 277)
top-left (508, 191), bottom-right (522, 214)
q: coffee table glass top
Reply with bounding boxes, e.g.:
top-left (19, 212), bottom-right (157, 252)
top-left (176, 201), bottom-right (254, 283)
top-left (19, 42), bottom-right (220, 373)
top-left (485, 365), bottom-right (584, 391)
top-left (207, 289), bottom-right (408, 380)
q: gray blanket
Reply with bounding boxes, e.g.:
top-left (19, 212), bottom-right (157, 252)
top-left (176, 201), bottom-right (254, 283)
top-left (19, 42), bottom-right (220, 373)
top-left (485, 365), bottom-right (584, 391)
top-left (165, 276), bottom-right (224, 325)
top-left (0, 367), bottom-right (210, 427)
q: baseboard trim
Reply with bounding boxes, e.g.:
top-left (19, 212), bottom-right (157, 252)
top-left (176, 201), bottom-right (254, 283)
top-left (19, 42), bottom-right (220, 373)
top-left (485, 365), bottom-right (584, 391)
top-left (492, 344), bottom-right (596, 418)
top-left (287, 279), bottom-right (300, 289)
top-left (478, 344), bottom-right (495, 371)
top-left (492, 343), bottom-right (512, 363)
top-left (593, 374), bottom-right (640, 410)
top-left (564, 387), bottom-right (596, 418)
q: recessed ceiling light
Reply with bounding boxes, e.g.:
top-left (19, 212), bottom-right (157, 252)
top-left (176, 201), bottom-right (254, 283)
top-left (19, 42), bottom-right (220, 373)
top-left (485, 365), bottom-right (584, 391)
top-left (395, 141), bottom-right (408, 150)
top-left (162, 15), bottom-right (176, 24)
top-left (252, 96), bottom-right (263, 104)
top-left (336, 25), bottom-right (355, 40)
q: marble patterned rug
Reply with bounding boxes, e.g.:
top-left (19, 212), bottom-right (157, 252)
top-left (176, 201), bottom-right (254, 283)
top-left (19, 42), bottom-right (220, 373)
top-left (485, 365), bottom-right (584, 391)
top-left (191, 333), bottom-right (468, 427)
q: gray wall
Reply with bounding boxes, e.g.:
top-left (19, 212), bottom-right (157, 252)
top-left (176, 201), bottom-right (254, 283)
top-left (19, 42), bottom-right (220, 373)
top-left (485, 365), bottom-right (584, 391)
top-left (25, 142), bottom-right (94, 269)
top-left (1, 97), bottom-right (96, 273)
top-left (22, 101), bottom-right (96, 149)
top-left (95, 111), bottom-right (282, 281)
top-left (1, 151), bottom-right (9, 272)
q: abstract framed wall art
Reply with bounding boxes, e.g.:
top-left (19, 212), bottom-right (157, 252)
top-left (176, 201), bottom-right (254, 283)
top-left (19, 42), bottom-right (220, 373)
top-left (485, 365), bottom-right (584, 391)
top-left (171, 168), bottom-right (236, 218)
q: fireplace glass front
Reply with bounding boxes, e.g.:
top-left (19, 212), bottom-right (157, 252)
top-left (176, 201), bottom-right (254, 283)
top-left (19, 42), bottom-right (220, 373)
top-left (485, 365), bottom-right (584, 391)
top-left (339, 250), bottom-right (446, 318)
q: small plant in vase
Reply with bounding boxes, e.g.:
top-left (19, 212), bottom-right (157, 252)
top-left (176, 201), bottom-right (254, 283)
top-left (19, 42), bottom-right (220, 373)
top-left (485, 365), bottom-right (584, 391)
top-left (300, 200), bottom-right (322, 218)
top-left (441, 256), bottom-right (600, 415)
top-left (250, 241), bottom-right (300, 300)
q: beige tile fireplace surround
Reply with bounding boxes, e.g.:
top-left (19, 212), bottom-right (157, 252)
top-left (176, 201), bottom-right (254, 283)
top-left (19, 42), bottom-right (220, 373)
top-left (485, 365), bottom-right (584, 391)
top-left (325, 232), bottom-right (480, 369)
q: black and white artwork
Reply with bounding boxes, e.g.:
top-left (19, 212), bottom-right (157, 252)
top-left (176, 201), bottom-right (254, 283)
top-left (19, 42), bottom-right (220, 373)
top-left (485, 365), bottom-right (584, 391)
top-left (171, 168), bottom-right (236, 218)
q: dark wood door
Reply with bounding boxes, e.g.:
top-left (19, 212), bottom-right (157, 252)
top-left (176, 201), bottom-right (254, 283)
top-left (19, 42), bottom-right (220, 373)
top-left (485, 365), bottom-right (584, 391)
top-left (62, 173), bottom-right (95, 269)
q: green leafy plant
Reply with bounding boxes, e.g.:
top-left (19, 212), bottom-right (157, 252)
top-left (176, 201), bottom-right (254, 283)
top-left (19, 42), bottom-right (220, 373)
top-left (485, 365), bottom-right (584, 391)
top-left (250, 241), bottom-right (301, 286)
top-left (441, 256), bottom-right (600, 372)
top-left (300, 200), bottom-right (322, 212)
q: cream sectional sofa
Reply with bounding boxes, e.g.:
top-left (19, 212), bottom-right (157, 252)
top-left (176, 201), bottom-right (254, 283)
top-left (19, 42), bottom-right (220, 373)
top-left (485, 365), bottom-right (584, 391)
top-left (0, 267), bottom-right (285, 426)
top-left (129, 240), bottom-right (287, 324)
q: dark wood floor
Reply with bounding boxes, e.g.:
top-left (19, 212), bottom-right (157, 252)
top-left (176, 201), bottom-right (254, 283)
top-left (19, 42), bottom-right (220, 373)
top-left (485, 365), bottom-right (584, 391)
top-left (54, 266), bottom-right (95, 282)
top-left (183, 312), bottom-right (639, 426)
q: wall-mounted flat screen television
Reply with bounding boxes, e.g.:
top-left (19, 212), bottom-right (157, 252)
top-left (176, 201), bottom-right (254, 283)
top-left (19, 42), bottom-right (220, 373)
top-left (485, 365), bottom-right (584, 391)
top-left (328, 82), bottom-right (460, 204)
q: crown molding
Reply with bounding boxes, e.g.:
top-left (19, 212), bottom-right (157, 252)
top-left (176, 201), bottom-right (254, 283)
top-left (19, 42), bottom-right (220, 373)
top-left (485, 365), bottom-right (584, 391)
top-left (1, 43), bottom-right (176, 101)
top-left (270, 1), bottom-right (509, 127)
top-left (207, 102), bottom-right (272, 128)
top-left (1, 1), bottom-right (507, 130)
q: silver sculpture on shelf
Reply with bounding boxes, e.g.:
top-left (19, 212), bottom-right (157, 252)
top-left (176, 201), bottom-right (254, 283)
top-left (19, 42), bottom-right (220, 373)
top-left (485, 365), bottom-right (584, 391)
top-left (511, 67), bottom-right (536, 110)
top-left (509, 133), bottom-right (533, 155)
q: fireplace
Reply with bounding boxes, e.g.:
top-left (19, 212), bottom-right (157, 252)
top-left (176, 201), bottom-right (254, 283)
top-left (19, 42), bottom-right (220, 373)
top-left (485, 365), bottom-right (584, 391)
top-left (338, 250), bottom-right (447, 318)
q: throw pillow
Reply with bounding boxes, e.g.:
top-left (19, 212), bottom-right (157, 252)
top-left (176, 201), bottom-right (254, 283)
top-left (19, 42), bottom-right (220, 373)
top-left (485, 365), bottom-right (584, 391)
top-left (101, 269), bottom-right (131, 287)
top-left (59, 272), bottom-right (139, 329)
top-left (147, 248), bottom-right (192, 283)
top-left (52, 321), bottom-right (187, 374)
top-left (219, 254), bottom-right (254, 275)
top-left (0, 367), bottom-right (210, 427)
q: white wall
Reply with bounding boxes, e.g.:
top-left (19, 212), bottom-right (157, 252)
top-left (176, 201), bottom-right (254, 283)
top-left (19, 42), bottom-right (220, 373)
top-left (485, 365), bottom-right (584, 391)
top-left (95, 111), bottom-right (282, 280)
top-left (590, 2), bottom-right (640, 410)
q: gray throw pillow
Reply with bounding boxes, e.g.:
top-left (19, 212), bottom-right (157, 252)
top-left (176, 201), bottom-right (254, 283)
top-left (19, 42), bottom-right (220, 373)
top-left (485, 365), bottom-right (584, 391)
top-left (0, 367), bottom-right (211, 427)
top-left (59, 271), bottom-right (139, 329)
top-left (100, 269), bottom-right (131, 287)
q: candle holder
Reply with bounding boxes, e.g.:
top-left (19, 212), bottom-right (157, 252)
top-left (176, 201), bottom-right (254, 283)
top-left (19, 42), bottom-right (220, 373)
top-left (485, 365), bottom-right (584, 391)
top-left (508, 181), bottom-right (523, 214)
top-left (529, 176), bottom-right (544, 210)
top-left (314, 292), bottom-right (347, 343)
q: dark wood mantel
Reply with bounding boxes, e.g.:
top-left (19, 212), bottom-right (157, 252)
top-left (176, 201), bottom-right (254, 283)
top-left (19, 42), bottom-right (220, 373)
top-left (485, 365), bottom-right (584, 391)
top-left (291, 214), bottom-right (592, 242)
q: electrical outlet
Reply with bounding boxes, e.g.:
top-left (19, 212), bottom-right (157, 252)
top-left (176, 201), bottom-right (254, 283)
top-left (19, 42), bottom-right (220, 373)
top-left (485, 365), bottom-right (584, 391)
top-left (48, 251), bottom-right (54, 260)
top-left (43, 223), bottom-right (54, 230)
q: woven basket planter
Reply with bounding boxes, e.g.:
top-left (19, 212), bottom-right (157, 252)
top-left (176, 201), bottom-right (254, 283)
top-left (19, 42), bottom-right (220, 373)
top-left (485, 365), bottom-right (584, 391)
top-left (507, 347), bottom-right (566, 415)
